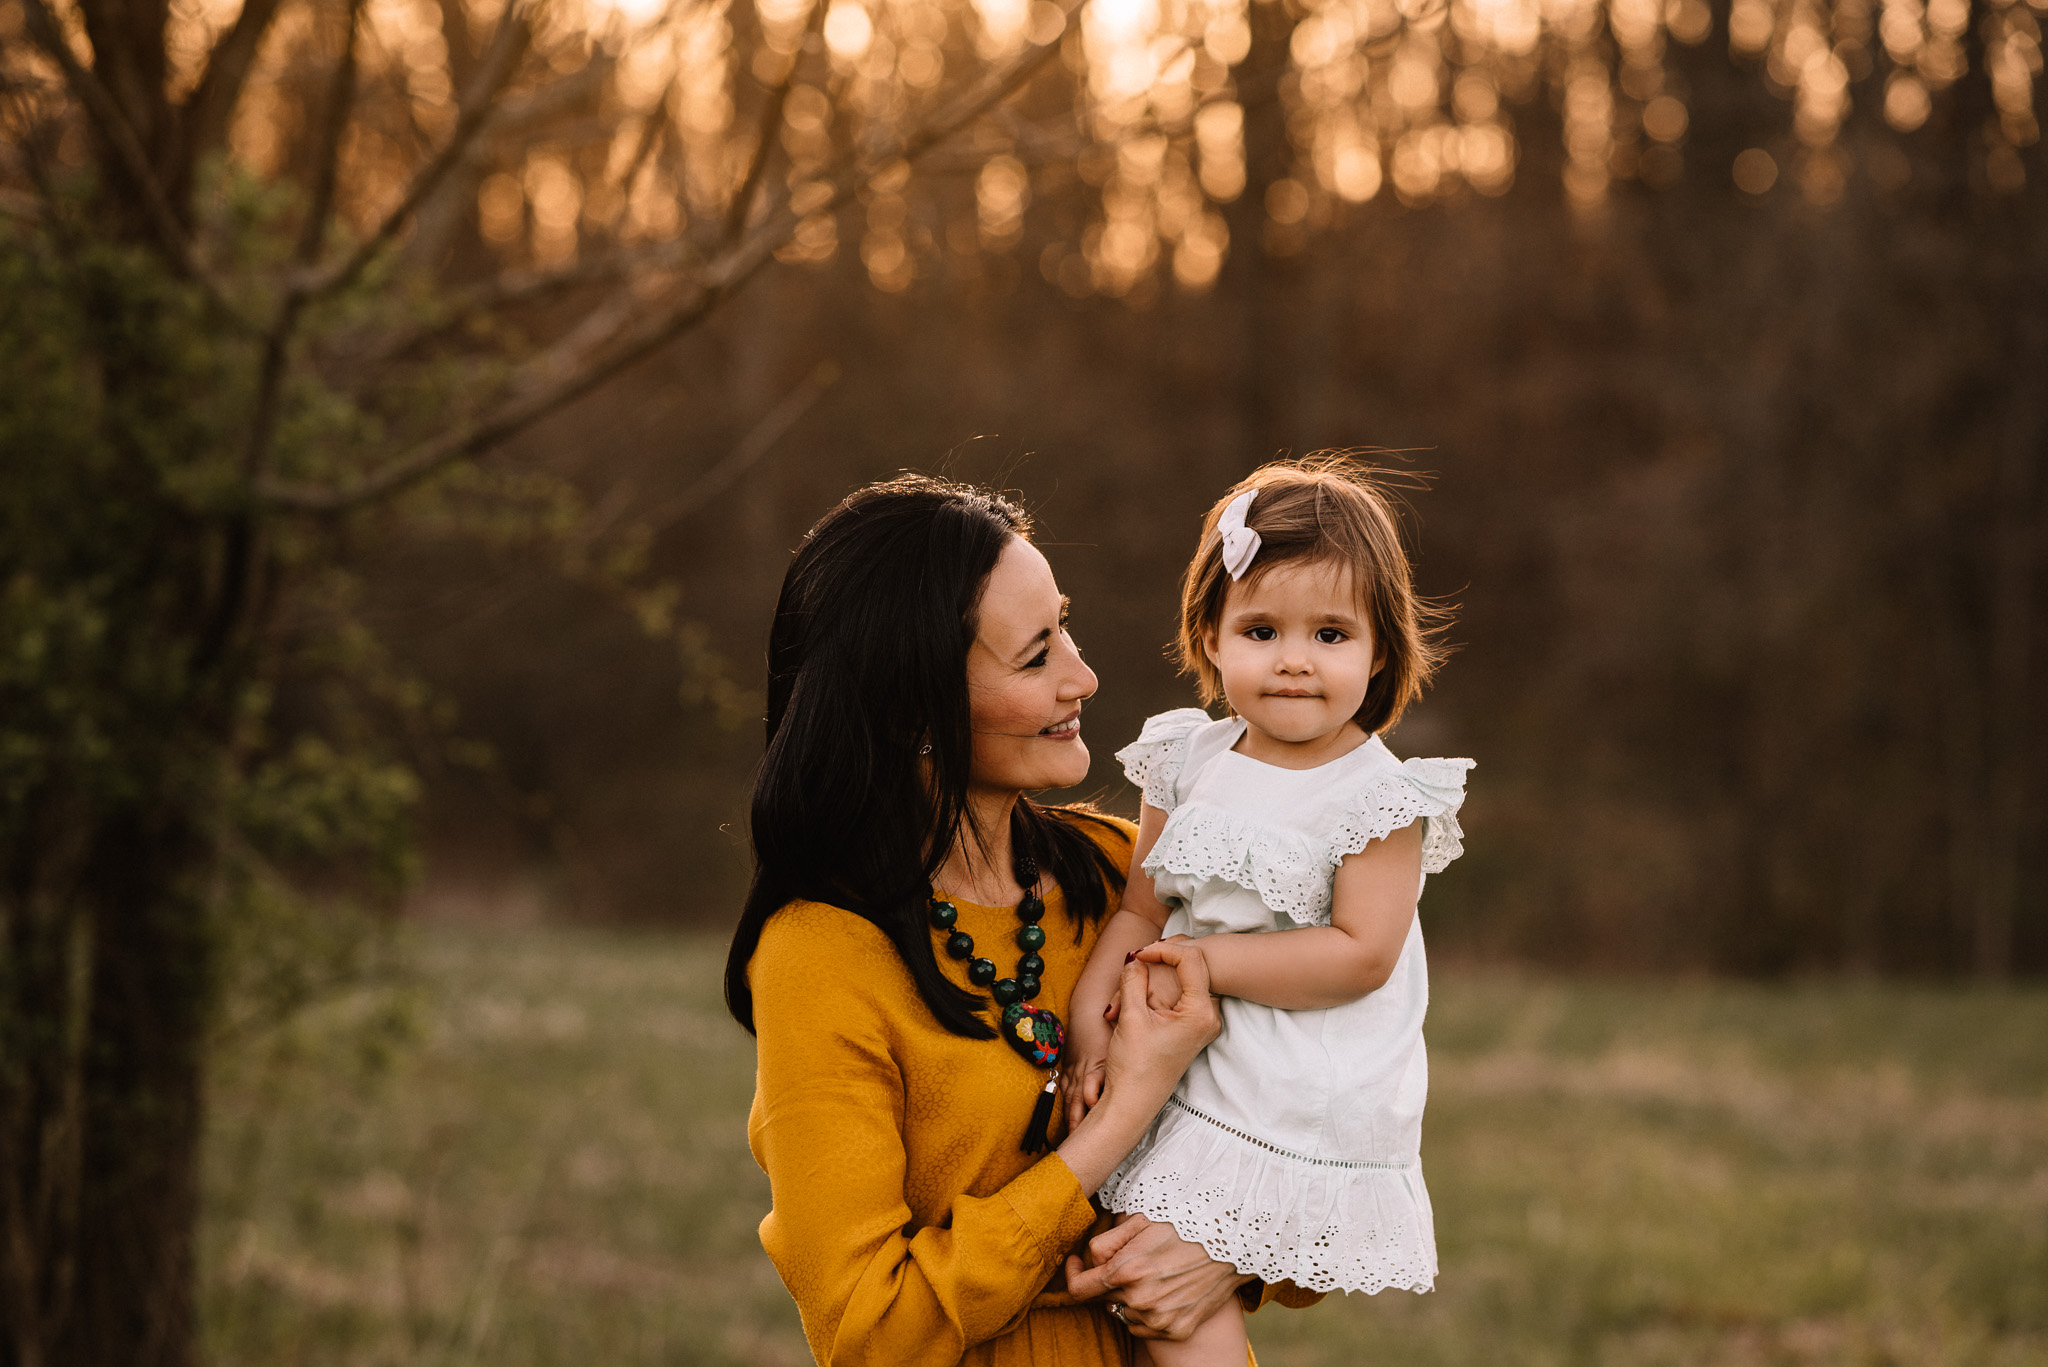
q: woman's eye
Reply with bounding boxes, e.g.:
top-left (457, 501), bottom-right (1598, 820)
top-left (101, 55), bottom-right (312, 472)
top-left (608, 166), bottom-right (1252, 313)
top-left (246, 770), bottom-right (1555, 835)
top-left (1026, 649), bottom-right (1050, 669)
top-left (1315, 628), bottom-right (1348, 645)
top-left (1247, 626), bottom-right (1277, 641)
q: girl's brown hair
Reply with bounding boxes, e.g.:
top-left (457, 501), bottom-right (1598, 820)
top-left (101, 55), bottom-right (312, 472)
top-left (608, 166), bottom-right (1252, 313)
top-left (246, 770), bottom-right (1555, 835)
top-left (1177, 455), bottom-right (1451, 736)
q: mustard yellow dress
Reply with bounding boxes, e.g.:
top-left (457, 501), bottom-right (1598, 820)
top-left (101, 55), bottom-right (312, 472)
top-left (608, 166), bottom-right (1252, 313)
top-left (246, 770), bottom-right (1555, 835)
top-left (747, 816), bottom-right (1317, 1366)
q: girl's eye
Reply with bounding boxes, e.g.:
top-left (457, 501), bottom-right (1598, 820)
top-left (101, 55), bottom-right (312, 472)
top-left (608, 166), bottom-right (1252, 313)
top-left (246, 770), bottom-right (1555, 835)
top-left (1247, 626), bottom-right (1277, 641)
top-left (1315, 627), bottom-right (1348, 645)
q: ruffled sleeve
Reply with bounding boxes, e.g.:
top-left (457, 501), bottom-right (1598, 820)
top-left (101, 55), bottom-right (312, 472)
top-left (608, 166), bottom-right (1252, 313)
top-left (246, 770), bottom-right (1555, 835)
top-left (1114, 708), bottom-right (1214, 812)
top-left (1331, 756), bottom-right (1475, 877)
top-left (1142, 749), bottom-right (1474, 926)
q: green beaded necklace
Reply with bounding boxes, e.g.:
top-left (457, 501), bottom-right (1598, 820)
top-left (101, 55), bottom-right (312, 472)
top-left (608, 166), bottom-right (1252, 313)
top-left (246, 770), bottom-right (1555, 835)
top-left (928, 852), bottom-right (1066, 1152)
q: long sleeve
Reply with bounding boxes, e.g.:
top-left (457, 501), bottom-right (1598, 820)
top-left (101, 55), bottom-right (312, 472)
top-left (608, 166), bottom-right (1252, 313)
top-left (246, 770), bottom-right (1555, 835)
top-left (748, 903), bottom-right (1103, 1366)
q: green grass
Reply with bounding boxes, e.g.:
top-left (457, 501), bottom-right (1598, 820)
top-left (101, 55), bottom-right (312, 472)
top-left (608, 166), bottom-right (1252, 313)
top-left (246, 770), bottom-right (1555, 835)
top-left (202, 926), bottom-right (2048, 1366)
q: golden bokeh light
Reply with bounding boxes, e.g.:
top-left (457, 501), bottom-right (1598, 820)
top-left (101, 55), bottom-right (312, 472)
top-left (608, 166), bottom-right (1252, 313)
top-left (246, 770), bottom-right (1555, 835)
top-left (1733, 146), bottom-right (1780, 193)
top-left (131, 0), bottom-right (2048, 298)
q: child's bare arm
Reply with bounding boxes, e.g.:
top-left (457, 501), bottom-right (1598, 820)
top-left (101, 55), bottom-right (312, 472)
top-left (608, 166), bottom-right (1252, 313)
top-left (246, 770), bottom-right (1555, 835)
top-left (1136, 819), bottom-right (1424, 1010)
top-left (1062, 803), bottom-right (1173, 1128)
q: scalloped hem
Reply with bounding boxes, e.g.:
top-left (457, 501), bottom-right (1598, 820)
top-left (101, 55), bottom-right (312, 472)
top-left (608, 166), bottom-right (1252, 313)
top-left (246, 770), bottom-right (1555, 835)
top-left (1099, 1099), bottom-right (1438, 1296)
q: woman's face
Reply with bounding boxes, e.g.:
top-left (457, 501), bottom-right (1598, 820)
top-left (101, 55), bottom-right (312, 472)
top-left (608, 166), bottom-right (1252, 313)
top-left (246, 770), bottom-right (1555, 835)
top-left (965, 537), bottom-right (1098, 795)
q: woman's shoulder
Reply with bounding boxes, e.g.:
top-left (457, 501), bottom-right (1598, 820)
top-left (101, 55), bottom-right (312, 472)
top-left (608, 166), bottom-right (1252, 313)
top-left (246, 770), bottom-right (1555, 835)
top-left (1050, 804), bottom-right (1138, 859)
top-left (1056, 807), bottom-right (1138, 848)
top-left (753, 900), bottom-right (906, 993)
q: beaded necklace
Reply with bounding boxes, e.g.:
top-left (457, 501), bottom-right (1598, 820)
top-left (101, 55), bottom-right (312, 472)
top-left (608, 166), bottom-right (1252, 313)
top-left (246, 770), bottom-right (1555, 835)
top-left (928, 852), bottom-right (1066, 1152)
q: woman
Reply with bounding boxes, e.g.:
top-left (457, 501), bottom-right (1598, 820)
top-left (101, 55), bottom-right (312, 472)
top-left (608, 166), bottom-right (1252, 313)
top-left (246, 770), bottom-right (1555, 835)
top-left (726, 477), bottom-right (1315, 1365)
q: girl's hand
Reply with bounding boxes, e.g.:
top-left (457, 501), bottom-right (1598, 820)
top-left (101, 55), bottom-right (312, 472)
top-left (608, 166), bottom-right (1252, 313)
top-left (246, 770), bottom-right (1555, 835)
top-left (1097, 944), bottom-right (1219, 1114)
top-left (1133, 936), bottom-right (1196, 1010)
top-left (1060, 1011), bottom-right (1113, 1131)
top-left (1064, 1214), bottom-right (1255, 1340)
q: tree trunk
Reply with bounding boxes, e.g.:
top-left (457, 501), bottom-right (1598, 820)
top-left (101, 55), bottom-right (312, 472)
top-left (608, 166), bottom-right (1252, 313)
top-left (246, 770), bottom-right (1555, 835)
top-left (1, 801), bottom-right (212, 1367)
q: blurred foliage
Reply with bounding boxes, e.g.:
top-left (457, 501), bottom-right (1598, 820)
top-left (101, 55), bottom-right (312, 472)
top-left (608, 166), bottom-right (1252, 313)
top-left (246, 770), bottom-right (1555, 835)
top-left (200, 924), bottom-right (2048, 1367)
top-left (0, 204), bottom-right (424, 1065)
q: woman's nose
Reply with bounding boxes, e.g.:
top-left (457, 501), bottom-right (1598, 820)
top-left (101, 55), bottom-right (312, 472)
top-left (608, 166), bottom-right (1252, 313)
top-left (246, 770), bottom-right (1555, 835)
top-left (1063, 651), bottom-right (1098, 701)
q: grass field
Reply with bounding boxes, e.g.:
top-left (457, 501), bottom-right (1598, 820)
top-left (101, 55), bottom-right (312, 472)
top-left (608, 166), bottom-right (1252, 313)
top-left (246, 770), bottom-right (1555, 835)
top-left (201, 925), bottom-right (2048, 1366)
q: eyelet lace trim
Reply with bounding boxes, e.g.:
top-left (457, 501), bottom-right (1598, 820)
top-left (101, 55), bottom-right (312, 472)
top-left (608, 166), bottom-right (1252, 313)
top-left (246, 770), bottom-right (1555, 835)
top-left (1101, 1099), bottom-right (1438, 1295)
top-left (1114, 708), bottom-right (1213, 812)
top-left (1142, 760), bottom-right (1473, 926)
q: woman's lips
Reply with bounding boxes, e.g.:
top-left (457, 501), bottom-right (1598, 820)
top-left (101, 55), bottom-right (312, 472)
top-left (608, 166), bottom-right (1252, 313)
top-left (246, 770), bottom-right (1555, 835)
top-left (1038, 714), bottom-right (1081, 738)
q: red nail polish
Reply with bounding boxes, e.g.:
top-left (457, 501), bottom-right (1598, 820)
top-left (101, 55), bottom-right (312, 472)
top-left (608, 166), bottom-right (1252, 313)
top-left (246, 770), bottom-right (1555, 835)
top-left (1124, 951), bottom-right (1137, 964)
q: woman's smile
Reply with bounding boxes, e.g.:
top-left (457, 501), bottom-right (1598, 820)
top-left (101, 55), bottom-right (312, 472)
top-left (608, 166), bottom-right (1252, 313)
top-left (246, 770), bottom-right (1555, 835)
top-left (967, 538), bottom-right (1098, 791)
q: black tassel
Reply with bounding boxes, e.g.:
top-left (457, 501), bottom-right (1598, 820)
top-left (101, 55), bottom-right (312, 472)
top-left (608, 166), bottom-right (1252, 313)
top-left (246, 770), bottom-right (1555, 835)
top-left (1022, 1075), bottom-right (1058, 1153)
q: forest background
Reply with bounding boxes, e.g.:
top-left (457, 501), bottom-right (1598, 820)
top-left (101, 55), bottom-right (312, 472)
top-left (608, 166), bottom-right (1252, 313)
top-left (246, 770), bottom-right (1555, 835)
top-left (382, 13), bottom-right (2047, 981)
top-left (1, 0), bottom-right (2043, 1358)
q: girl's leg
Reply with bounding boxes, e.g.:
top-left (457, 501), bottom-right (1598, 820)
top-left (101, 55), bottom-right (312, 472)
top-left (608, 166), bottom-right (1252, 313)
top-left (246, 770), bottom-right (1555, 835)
top-left (1131, 1291), bottom-right (1248, 1367)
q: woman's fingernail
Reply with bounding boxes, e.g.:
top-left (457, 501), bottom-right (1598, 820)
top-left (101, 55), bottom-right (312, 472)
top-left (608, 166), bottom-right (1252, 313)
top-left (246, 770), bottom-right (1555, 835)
top-left (1124, 951), bottom-right (1137, 964)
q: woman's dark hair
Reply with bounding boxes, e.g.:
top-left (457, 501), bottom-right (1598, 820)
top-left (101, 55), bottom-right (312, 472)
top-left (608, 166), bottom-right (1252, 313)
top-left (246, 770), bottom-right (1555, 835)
top-left (724, 474), bottom-right (1128, 1038)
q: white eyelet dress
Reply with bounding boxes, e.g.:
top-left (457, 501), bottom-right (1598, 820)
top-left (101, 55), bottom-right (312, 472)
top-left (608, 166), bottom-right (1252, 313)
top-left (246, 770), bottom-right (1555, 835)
top-left (1098, 708), bottom-right (1474, 1296)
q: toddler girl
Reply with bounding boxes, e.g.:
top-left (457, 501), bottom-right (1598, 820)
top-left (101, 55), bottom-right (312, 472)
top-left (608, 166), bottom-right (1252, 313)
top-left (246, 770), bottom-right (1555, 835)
top-left (1063, 458), bottom-right (1472, 1364)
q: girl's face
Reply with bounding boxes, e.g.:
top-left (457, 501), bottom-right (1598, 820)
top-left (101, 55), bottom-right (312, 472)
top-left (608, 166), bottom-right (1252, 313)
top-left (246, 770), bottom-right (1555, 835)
top-left (965, 537), bottom-right (1098, 796)
top-left (1203, 559), bottom-right (1380, 751)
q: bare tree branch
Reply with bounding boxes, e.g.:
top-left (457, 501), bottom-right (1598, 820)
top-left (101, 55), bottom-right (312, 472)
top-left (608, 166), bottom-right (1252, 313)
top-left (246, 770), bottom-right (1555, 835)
top-left (176, 0), bottom-right (286, 184)
top-left (565, 358), bottom-right (835, 557)
top-left (298, 0), bottom-right (532, 301)
top-left (18, 0), bottom-right (251, 328)
top-left (396, 32), bottom-right (612, 275)
top-left (604, 91), bottom-right (676, 234)
top-left (639, 359), bottom-right (838, 531)
top-left (349, 237), bottom-right (701, 374)
top-left (0, 72), bottom-right (66, 231)
top-left (260, 0), bottom-right (1089, 514)
top-left (241, 0), bottom-right (363, 489)
top-left (724, 0), bottom-right (829, 243)
top-left (295, 2), bottom-right (362, 270)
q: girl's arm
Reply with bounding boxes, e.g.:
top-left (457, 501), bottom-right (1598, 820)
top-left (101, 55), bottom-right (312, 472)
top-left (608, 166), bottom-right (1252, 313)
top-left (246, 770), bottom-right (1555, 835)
top-left (1061, 802), bottom-right (1172, 1129)
top-left (1135, 818), bottom-right (1424, 1011)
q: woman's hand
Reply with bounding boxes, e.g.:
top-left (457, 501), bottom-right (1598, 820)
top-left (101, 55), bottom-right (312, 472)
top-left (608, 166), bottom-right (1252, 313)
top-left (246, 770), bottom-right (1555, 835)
top-left (1097, 940), bottom-right (1219, 1112)
top-left (1053, 945), bottom-right (1220, 1194)
top-left (1066, 908), bottom-right (1170, 1130)
top-left (1064, 1215), bottom-right (1256, 1340)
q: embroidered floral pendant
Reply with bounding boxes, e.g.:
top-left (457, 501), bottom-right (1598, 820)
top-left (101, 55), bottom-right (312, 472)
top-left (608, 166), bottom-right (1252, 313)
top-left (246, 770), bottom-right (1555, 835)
top-left (1001, 1002), bottom-right (1064, 1069)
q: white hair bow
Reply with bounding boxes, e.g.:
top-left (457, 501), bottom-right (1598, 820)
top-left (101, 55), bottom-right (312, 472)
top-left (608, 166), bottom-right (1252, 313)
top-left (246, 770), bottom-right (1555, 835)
top-left (1217, 490), bottom-right (1261, 581)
